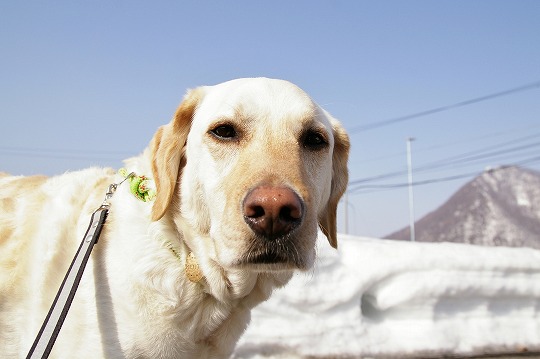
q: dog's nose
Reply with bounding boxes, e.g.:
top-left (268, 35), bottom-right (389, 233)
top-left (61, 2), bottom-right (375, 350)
top-left (243, 186), bottom-right (304, 239)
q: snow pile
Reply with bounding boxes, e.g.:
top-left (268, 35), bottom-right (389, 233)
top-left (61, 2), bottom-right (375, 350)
top-left (233, 234), bottom-right (540, 358)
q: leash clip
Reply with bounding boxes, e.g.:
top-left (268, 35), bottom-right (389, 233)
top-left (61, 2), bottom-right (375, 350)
top-left (94, 172), bottom-right (135, 213)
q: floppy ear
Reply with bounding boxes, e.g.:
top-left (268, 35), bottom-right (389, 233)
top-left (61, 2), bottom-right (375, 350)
top-left (318, 118), bottom-right (350, 249)
top-left (151, 88), bottom-right (204, 221)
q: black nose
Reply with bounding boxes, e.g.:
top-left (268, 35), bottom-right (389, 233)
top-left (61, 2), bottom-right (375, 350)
top-left (243, 186), bottom-right (304, 239)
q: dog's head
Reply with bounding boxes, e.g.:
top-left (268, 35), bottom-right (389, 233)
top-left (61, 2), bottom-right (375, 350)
top-left (150, 78), bottom-right (349, 271)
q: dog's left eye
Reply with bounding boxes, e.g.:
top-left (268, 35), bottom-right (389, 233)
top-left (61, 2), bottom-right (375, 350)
top-left (303, 130), bottom-right (328, 150)
top-left (210, 124), bottom-right (237, 140)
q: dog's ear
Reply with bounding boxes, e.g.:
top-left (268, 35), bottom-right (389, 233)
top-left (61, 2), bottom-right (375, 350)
top-left (319, 118), bottom-right (350, 249)
top-left (151, 88), bottom-right (204, 221)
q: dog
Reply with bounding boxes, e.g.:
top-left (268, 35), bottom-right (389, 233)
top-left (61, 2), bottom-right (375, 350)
top-left (0, 78), bottom-right (350, 358)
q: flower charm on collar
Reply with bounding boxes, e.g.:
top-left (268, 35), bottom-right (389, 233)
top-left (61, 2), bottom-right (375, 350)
top-left (118, 168), bottom-right (157, 202)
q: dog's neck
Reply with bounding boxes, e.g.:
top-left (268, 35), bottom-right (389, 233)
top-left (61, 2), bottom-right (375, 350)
top-left (121, 154), bottom-right (294, 303)
top-left (114, 153), bottom-right (296, 356)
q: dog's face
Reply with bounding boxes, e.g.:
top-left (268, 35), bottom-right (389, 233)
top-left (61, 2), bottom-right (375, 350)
top-left (150, 78), bottom-right (349, 271)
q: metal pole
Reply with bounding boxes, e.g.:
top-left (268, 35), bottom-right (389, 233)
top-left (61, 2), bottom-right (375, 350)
top-left (344, 191), bottom-right (349, 235)
top-left (406, 137), bottom-right (416, 242)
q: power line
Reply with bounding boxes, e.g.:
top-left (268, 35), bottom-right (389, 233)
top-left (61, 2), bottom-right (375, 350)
top-left (0, 146), bottom-right (132, 161)
top-left (355, 124), bottom-right (540, 166)
top-left (412, 140), bottom-right (540, 174)
top-left (349, 132), bottom-right (540, 186)
top-left (352, 172), bottom-right (478, 191)
top-left (348, 133), bottom-right (540, 193)
top-left (349, 80), bottom-right (540, 133)
top-left (349, 155), bottom-right (540, 195)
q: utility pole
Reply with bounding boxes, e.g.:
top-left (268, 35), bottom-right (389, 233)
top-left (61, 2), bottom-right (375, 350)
top-left (406, 137), bottom-right (416, 242)
top-left (344, 191), bottom-right (349, 234)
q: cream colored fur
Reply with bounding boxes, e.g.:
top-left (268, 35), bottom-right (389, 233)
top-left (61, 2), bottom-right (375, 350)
top-left (0, 78), bottom-right (349, 358)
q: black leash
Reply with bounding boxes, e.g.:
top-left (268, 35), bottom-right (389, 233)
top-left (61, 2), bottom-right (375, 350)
top-left (26, 175), bottom-right (132, 359)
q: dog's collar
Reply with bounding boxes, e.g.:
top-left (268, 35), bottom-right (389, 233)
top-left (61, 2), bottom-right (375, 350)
top-left (118, 169), bottom-right (202, 283)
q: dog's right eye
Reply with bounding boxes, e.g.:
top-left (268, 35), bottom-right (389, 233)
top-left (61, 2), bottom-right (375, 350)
top-left (210, 124), bottom-right (237, 140)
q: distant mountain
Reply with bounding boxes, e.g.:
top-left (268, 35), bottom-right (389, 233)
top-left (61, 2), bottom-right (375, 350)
top-left (386, 166), bottom-right (540, 249)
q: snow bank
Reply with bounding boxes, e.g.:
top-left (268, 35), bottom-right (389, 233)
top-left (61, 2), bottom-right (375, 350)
top-left (233, 234), bottom-right (540, 358)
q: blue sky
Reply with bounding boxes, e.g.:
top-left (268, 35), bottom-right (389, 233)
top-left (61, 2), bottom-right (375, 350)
top-left (2, 1), bottom-right (539, 237)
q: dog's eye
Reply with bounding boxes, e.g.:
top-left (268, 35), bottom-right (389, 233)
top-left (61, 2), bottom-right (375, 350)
top-left (303, 130), bottom-right (328, 150)
top-left (210, 124), bottom-right (237, 140)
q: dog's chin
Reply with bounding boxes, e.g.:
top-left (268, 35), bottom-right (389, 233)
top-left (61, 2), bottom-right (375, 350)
top-left (232, 234), bottom-right (313, 272)
top-left (235, 253), bottom-right (300, 272)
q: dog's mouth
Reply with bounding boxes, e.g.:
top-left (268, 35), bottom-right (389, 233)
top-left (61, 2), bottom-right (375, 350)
top-left (235, 235), bottom-right (307, 270)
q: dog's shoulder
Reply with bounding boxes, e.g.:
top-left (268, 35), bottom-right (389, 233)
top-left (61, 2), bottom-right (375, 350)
top-left (0, 167), bottom-right (116, 262)
top-left (0, 166), bottom-right (116, 284)
top-left (0, 167), bottom-right (117, 356)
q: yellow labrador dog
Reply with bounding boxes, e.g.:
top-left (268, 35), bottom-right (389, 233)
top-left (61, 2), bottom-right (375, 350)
top-left (0, 78), bottom-right (349, 358)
